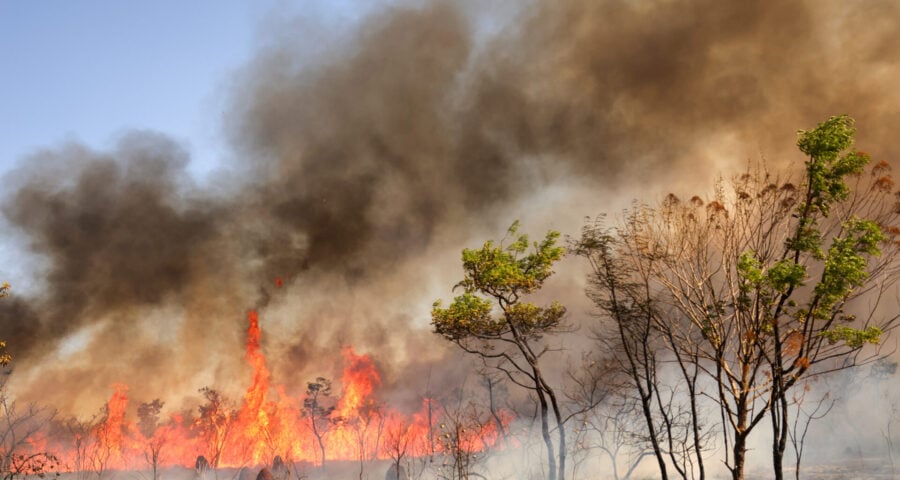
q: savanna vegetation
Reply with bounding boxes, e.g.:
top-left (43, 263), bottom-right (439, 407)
top-left (2, 116), bottom-right (899, 480)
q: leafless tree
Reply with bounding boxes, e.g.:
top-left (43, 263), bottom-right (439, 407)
top-left (382, 415), bottom-right (411, 480)
top-left (574, 218), bottom-right (710, 480)
top-left (60, 416), bottom-right (94, 480)
top-left (431, 399), bottom-right (492, 480)
top-left (786, 383), bottom-right (833, 480)
top-left (87, 406), bottom-right (119, 480)
top-left (0, 381), bottom-right (59, 480)
top-left (352, 399), bottom-right (385, 480)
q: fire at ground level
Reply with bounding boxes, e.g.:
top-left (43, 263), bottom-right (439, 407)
top-left (28, 456), bottom-right (900, 480)
top-left (7, 314), bottom-right (899, 479)
top-left (10, 311), bottom-right (508, 476)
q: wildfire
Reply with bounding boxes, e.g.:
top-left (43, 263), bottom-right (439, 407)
top-left (35, 310), bottom-right (508, 473)
top-left (335, 346), bottom-right (381, 419)
top-left (234, 310), bottom-right (273, 465)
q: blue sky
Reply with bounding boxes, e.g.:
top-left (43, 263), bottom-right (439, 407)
top-left (0, 0), bottom-right (370, 179)
top-left (0, 0), bottom-right (376, 287)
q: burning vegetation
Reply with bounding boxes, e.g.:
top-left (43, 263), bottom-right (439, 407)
top-left (4, 1), bottom-right (900, 479)
top-left (5, 312), bottom-right (508, 479)
top-left (4, 115), bottom-right (900, 480)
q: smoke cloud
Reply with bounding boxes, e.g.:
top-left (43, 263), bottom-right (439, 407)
top-left (2, 0), bottom-right (900, 418)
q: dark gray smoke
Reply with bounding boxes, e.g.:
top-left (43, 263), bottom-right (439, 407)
top-left (2, 0), bottom-right (900, 414)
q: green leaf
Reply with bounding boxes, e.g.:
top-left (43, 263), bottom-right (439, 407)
top-left (820, 325), bottom-right (882, 348)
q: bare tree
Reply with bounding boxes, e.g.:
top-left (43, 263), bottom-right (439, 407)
top-left (870, 357), bottom-right (899, 476)
top-left (569, 394), bottom-right (657, 480)
top-left (87, 406), bottom-right (118, 480)
top-left (349, 399), bottom-right (384, 480)
top-left (0, 381), bottom-right (59, 480)
top-left (431, 398), bottom-right (494, 480)
top-left (787, 384), bottom-right (833, 480)
top-left (574, 219), bottom-right (709, 480)
top-left (563, 353), bottom-right (621, 480)
top-left (60, 416), bottom-right (95, 480)
top-left (382, 415), bottom-right (411, 480)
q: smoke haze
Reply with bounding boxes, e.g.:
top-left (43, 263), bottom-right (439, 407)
top-left (2, 0), bottom-right (900, 420)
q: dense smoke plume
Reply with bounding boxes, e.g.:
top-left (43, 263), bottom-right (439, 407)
top-left (2, 0), bottom-right (900, 419)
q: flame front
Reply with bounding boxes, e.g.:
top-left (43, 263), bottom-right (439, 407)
top-left (38, 311), bottom-right (508, 472)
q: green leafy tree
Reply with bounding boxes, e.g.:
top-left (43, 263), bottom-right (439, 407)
top-left (761, 115), bottom-right (900, 478)
top-left (577, 115), bottom-right (900, 480)
top-left (432, 222), bottom-right (568, 480)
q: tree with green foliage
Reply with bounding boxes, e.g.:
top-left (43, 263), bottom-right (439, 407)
top-left (432, 222), bottom-right (568, 480)
top-left (761, 115), bottom-right (900, 478)
top-left (577, 115), bottom-right (900, 480)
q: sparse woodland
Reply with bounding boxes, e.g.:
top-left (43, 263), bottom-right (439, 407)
top-left (3, 116), bottom-right (900, 480)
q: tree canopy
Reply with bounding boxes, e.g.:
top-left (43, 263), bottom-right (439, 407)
top-left (432, 221), bottom-right (570, 480)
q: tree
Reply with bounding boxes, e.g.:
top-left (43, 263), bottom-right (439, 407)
top-left (432, 222), bottom-right (568, 480)
top-left (60, 416), bottom-right (95, 479)
top-left (564, 354), bottom-right (654, 480)
top-left (137, 399), bottom-right (166, 480)
top-left (761, 115), bottom-right (900, 479)
top-left (577, 115), bottom-right (900, 480)
top-left (382, 414), bottom-right (411, 480)
top-left (432, 399), bottom-right (493, 480)
top-left (87, 406), bottom-right (118, 479)
top-left (347, 398), bottom-right (384, 480)
top-left (574, 219), bottom-right (710, 480)
top-left (786, 383), bottom-right (833, 480)
top-left (194, 387), bottom-right (235, 469)
top-left (302, 378), bottom-right (334, 470)
top-left (0, 380), bottom-right (59, 480)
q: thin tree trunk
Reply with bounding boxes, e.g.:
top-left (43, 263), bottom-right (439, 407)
top-left (638, 385), bottom-right (668, 480)
top-left (535, 381), bottom-right (557, 480)
top-left (771, 388), bottom-right (788, 480)
top-left (543, 381), bottom-right (566, 480)
top-left (317, 436), bottom-right (326, 471)
top-left (732, 433), bottom-right (747, 480)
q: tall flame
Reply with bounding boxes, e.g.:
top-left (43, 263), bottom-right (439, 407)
top-left (36, 311), bottom-right (509, 472)
top-left (335, 346), bottom-right (381, 419)
top-left (234, 310), bottom-right (273, 465)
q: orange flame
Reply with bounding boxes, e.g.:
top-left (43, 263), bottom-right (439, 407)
top-left (37, 311), bottom-right (509, 472)
top-left (335, 346), bottom-right (381, 419)
top-left (233, 310), bottom-right (273, 465)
